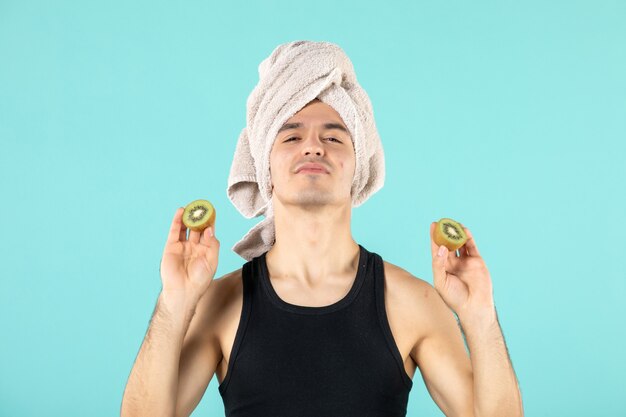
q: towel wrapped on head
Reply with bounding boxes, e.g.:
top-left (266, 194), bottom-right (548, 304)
top-left (226, 40), bottom-right (385, 261)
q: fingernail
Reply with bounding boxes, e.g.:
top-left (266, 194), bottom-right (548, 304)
top-left (437, 245), bottom-right (447, 257)
top-left (208, 227), bottom-right (214, 237)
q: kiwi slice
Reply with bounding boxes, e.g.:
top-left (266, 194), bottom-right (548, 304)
top-left (433, 218), bottom-right (468, 251)
top-left (182, 199), bottom-right (216, 232)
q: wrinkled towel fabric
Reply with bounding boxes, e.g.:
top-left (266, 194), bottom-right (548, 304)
top-left (226, 40), bottom-right (385, 261)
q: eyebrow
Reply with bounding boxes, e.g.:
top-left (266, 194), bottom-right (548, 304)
top-left (277, 122), bottom-right (350, 135)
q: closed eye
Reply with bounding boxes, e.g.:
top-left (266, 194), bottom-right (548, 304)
top-left (284, 137), bottom-right (342, 143)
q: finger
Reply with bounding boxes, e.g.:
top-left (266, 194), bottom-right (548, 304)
top-left (454, 221), bottom-right (479, 257)
top-left (200, 223), bottom-right (217, 246)
top-left (430, 222), bottom-right (439, 259)
top-left (447, 248), bottom-right (462, 271)
top-left (189, 228), bottom-right (201, 244)
top-left (432, 240), bottom-right (450, 288)
top-left (462, 227), bottom-right (481, 257)
top-left (167, 207), bottom-right (185, 243)
top-left (179, 207), bottom-right (188, 241)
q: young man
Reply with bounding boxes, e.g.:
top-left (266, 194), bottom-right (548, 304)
top-left (121, 42), bottom-right (523, 417)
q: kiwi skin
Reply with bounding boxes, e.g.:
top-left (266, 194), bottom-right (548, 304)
top-left (182, 199), bottom-right (216, 232)
top-left (433, 218), bottom-right (468, 252)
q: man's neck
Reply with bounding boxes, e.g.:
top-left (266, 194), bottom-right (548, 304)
top-left (266, 202), bottom-right (359, 289)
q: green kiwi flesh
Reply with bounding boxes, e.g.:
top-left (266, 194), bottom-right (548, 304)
top-left (182, 199), bottom-right (216, 232)
top-left (434, 218), bottom-right (468, 251)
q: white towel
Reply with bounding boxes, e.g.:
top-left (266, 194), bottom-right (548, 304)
top-left (226, 40), bottom-right (385, 261)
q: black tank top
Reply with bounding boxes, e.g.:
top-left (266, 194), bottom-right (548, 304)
top-left (218, 244), bottom-right (413, 416)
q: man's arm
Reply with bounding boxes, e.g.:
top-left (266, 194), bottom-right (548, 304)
top-left (458, 308), bottom-right (523, 417)
top-left (412, 283), bottom-right (523, 417)
top-left (410, 281), bottom-right (474, 417)
top-left (120, 292), bottom-right (196, 417)
top-left (417, 221), bottom-right (524, 417)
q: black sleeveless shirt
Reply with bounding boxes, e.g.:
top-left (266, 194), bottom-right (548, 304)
top-left (218, 244), bottom-right (414, 416)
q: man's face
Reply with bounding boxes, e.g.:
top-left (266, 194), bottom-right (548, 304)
top-left (269, 99), bottom-right (356, 209)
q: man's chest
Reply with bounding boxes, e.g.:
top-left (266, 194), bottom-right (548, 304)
top-left (214, 268), bottom-right (423, 384)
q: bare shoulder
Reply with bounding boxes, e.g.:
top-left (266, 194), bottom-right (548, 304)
top-left (208, 267), bottom-right (244, 303)
top-left (381, 259), bottom-right (458, 349)
top-left (193, 267), bottom-right (244, 341)
top-left (382, 259), bottom-right (449, 308)
top-left (382, 260), bottom-right (434, 295)
top-left (383, 261), bottom-right (439, 343)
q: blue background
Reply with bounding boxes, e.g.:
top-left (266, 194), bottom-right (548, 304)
top-left (1, 1), bottom-right (625, 416)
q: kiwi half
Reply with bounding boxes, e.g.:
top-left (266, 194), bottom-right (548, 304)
top-left (433, 218), bottom-right (468, 251)
top-left (182, 199), bottom-right (216, 232)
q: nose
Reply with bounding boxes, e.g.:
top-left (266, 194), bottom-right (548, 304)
top-left (301, 132), bottom-right (325, 157)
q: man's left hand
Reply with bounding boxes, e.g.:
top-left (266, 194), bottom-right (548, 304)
top-left (430, 221), bottom-right (495, 322)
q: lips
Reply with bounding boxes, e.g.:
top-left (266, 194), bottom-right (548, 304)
top-left (295, 162), bottom-right (329, 174)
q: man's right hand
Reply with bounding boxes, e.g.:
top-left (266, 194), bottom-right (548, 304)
top-left (159, 206), bottom-right (220, 302)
